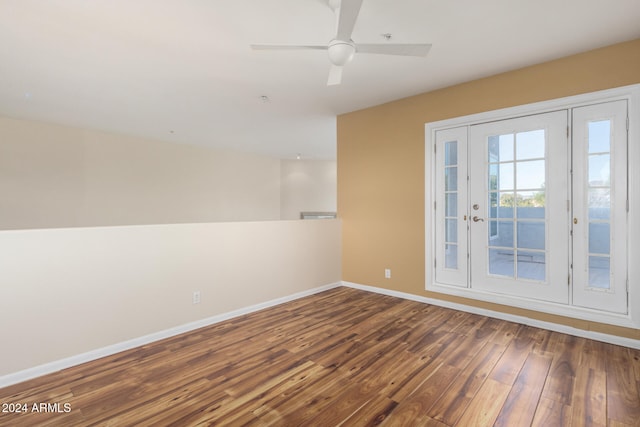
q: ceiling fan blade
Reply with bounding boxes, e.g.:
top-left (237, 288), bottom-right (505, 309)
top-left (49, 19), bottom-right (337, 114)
top-left (355, 43), bottom-right (432, 57)
top-left (327, 64), bottom-right (343, 85)
top-left (335, 0), bottom-right (364, 41)
top-left (250, 44), bottom-right (328, 51)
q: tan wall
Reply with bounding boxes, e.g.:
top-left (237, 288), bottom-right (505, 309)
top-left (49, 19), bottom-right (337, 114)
top-left (0, 219), bottom-right (341, 378)
top-left (0, 116), bottom-right (282, 229)
top-left (280, 159), bottom-right (337, 220)
top-left (338, 38), bottom-right (640, 340)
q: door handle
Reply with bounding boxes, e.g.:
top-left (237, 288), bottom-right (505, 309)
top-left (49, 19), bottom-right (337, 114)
top-left (472, 216), bottom-right (484, 222)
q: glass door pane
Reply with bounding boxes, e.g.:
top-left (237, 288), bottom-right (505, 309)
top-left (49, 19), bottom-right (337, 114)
top-left (572, 101), bottom-right (627, 314)
top-left (468, 110), bottom-right (569, 303)
top-left (485, 130), bottom-right (547, 282)
top-left (434, 127), bottom-right (468, 287)
top-left (587, 120), bottom-right (611, 289)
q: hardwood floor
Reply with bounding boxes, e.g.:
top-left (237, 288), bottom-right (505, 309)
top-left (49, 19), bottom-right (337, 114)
top-left (1, 286), bottom-right (639, 426)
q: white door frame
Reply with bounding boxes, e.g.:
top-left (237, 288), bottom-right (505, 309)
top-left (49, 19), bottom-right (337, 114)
top-left (425, 84), bottom-right (640, 329)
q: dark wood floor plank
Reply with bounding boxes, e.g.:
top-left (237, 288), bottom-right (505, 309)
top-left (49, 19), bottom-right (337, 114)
top-left (387, 362), bottom-right (460, 423)
top-left (0, 286), bottom-right (638, 426)
top-left (290, 381), bottom-right (378, 426)
top-left (334, 337), bottom-right (408, 380)
top-left (519, 324), bottom-right (554, 353)
top-left (341, 392), bottom-right (398, 426)
top-left (93, 381), bottom-right (231, 427)
top-left (389, 333), bottom-right (468, 402)
top-left (428, 343), bottom-right (506, 425)
top-left (220, 351), bottom-right (307, 398)
top-left (379, 409), bottom-right (449, 427)
top-left (398, 306), bottom-right (452, 346)
top-left (437, 327), bottom-right (492, 370)
top-left (570, 366), bottom-right (607, 427)
top-left (531, 396), bottom-right (572, 427)
top-left (247, 367), bottom-right (343, 423)
top-left (579, 338), bottom-right (608, 371)
top-left (489, 336), bottom-right (535, 385)
top-left (405, 308), bottom-right (460, 354)
top-left (631, 348), bottom-right (640, 382)
top-left (494, 351), bottom-right (553, 427)
top-left (357, 349), bottom-right (431, 399)
top-left (541, 334), bottom-right (585, 405)
top-left (434, 309), bottom-right (473, 335)
top-left (291, 328), bottom-right (360, 363)
top-left (127, 391), bottom-right (235, 427)
top-left (451, 312), bottom-right (492, 338)
top-left (605, 343), bottom-right (640, 426)
top-left (254, 371), bottom-right (356, 425)
top-left (205, 362), bottom-right (329, 426)
top-left (454, 378), bottom-right (511, 426)
top-left (177, 360), bottom-right (317, 426)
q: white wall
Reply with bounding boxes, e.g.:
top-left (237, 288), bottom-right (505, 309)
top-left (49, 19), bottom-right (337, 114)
top-left (280, 159), bottom-right (337, 220)
top-left (0, 115), bottom-right (342, 385)
top-left (0, 116), bottom-right (282, 229)
top-left (0, 219), bottom-right (341, 381)
top-left (1, 116), bottom-right (341, 228)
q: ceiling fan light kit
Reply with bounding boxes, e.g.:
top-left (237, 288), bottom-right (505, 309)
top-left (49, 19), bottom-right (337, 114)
top-left (328, 40), bottom-right (356, 66)
top-left (250, 0), bottom-right (431, 85)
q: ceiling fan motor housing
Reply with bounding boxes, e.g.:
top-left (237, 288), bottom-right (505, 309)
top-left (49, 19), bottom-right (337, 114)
top-left (328, 39), bottom-right (356, 66)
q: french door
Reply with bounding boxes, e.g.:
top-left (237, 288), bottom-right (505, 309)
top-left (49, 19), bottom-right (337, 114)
top-left (434, 101), bottom-right (628, 314)
top-left (469, 111), bottom-right (569, 303)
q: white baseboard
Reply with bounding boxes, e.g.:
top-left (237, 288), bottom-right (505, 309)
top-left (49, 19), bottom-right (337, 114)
top-left (0, 282), bottom-right (341, 389)
top-left (342, 281), bottom-right (640, 350)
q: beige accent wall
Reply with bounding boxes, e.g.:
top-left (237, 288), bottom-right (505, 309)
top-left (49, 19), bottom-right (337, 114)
top-left (280, 159), bottom-right (337, 220)
top-left (338, 38), bottom-right (640, 340)
top-left (0, 116), bottom-right (282, 229)
top-left (0, 219), bottom-right (341, 378)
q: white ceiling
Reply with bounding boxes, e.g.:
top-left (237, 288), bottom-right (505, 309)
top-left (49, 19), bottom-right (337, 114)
top-left (1, 0), bottom-right (639, 160)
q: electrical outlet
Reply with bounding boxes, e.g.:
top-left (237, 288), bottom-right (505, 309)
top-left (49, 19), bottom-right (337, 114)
top-left (385, 269), bottom-right (391, 279)
top-left (192, 291), bottom-right (201, 304)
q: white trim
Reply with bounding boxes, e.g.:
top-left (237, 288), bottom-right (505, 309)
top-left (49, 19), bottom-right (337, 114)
top-left (0, 282), bottom-right (341, 389)
top-left (627, 85), bottom-right (640, 334)
top-left (342, 281), bottom-right (640, 350)
top-left (425, 281), bottom-right (635, 328)
top-left (425, 84), bottom-right (640, 131)
top-left (425, 84), bottom-right (640, 329)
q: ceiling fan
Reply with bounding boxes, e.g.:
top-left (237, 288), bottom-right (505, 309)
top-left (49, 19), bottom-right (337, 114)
top-left (250, 0), bottom-right (432, 85)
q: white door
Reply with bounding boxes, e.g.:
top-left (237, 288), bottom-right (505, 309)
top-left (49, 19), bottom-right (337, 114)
top-left (572, 100), bottom-right (628, 313)
top-left (468, 111), bottom-right (570, 303)
top-left (434, 127), bottom-right (468, 287)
